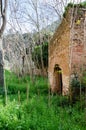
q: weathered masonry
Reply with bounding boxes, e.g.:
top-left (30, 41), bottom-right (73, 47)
top-left (48, 7), bottom-right (86, 95)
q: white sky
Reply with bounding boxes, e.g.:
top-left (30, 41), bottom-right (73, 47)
top-left (5, 0), bottom-right (86, 34)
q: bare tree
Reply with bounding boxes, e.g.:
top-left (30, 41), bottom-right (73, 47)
top-left (0, 0), bottom-right (8, 105)
top-left (7, 0), bottom-right (51, 77)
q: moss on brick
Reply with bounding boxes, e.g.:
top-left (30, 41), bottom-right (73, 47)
top-left (63, 2), bottom-right (86, 18)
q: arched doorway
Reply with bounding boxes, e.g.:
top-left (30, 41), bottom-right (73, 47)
top-left (53, 64), bottom-right (63, 94)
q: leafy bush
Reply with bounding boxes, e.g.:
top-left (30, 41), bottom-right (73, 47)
top-left (63, 1), bottom-right (86, 18)
top-left (0, 70), bottom-right (85, 129)
top-left (70, 74), bottom-right (86, 102)
top-left (32, 41), bottom-right (48, 69)
top-left (79, 1), bottom-right (86, 8)
top-left (81, 73), bottom-right (86, 87)
top-left (71, 78), bottom-right (80, 88)
top-left (0, 95), bottom-right (86, 130)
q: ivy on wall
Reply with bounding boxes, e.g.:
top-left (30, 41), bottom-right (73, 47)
top-left (63, 1), bottom-right (86, 18)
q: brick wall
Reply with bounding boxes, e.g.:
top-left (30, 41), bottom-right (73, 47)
top-left (49, 8), bottom-right (86, 95)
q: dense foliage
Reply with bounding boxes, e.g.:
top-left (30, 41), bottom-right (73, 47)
top-left (0, 95), bottom-right (86, 130)
top-left (0, 70), bottom-right (85, 129)
top-left (63, 1), bottom-right (86, 18)
top-left (32, 39), bottom-right (48, 69)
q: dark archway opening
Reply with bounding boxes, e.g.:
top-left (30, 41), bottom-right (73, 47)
top-left (54, 64), bottom-right (63, 94)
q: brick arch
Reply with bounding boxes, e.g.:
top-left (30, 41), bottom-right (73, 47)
top-left (51, 64), bottom-right (63, 94)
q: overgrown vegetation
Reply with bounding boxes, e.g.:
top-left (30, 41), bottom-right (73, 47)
top-left (5, 70), bottom-right (48, 95)
top-left (63, 1), bottom-right (86, 18)
top-left (69, 71), bottom-right (86, 103)
top-left (0, 70), bottom-right (85, 129)
top-left (32, 35), bottom-right (48, 69)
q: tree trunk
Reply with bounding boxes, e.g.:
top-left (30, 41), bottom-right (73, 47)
top-left (0, 38), bottom-right (4, 88)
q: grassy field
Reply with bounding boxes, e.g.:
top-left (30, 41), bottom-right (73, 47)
top-left (0, 70), bottom-right (86, 130)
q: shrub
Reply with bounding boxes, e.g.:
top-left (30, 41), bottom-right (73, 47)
top-left (1, 70), bottom-right (86, 129)
top-left (70, 73), bottom-right (86, 102)
top-left (32, 41), bottom-right (48, 69)
top-left (63, 2), bottom-right (86, 18)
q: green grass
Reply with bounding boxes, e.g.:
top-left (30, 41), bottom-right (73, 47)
top-left (5, 70), bottom-right (48, 95)
top-left (0, 70), bottom-right (86, 129)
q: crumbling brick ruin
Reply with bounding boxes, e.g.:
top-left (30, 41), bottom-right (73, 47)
top-left (49, 6), bottom-right (86, 95)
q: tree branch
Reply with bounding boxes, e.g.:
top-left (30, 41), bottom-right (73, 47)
top-left (0, 0), bottom-right (8, 37)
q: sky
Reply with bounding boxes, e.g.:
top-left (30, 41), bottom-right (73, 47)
top-left (5, 0), bottom-right (86, 34)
